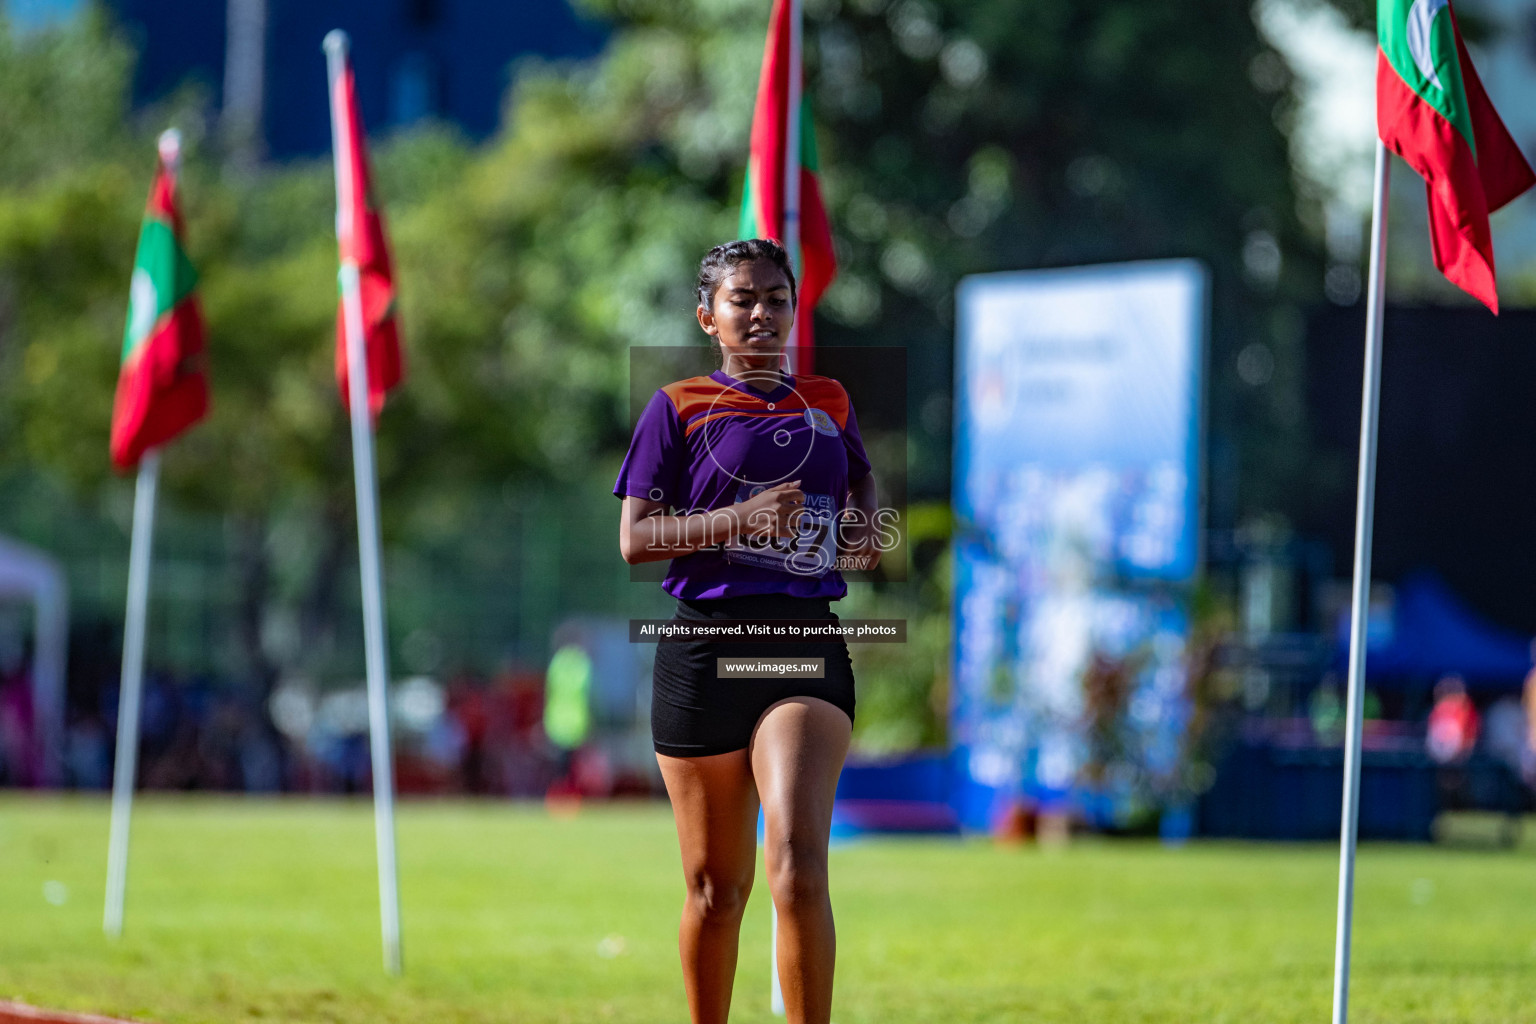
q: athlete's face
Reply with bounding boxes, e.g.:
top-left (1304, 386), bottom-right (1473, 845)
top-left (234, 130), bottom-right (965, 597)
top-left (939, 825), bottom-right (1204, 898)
top-left (698, 259), bottom-right (795, 373)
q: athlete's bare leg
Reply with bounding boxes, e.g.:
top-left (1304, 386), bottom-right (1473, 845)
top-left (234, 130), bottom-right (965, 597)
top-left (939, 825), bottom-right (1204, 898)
top-left (656, 749), bottom-right (760, 1024)
top-left (750, 697), bottom-right (853, 1024)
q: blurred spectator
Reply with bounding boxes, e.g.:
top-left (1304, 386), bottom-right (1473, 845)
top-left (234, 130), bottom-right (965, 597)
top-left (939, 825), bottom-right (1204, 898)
top-left (1484, 696), bottom-right (1526, 776)
top-left (1483, 694), bottom-right (1530, 817)
top-left (235, 695), bottom-right (283, 792)
top-left (1427, 674), bottom-right (1479, 765)
top-left (571, 745), bottom-right (615, 797)
top-left (65, 714), bottom-right (110, 789)
top-left (0, 653), bottom-right (41, 786)
top-left (486, 667), bottom-right (554, 797)
top-left (446, 673), bottom-right (490, 792)
top-left (543, 645), bottom-right (592, 754)
top-left (421, 703), bottom-right (468, 785)
top-left (1308, 680), bottom-right (1344, 745)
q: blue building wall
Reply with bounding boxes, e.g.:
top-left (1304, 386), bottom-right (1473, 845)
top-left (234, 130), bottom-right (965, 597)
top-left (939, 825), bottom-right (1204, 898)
top-left (105, 0), bottom-right (604, 158)
top-left (110, 0), bottom-right (226, 110)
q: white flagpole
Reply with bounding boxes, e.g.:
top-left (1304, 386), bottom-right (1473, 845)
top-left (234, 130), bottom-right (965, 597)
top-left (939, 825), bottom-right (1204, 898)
top-left (104, 447), bottom-right (160, 937)
top-left (771, 1), bottom-right (802, 1010)
top-left (1330, 138), bottom-right (1391, 1024)
top-left (104, 128), bottom-right (183, 939)
top-left (780, 0), bottom-right (803, 378)
top-left (324, 29), bottom-right (403, 977)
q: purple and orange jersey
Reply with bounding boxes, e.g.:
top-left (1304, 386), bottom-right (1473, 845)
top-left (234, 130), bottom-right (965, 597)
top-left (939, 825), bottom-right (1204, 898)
top-left (614, 369), bottom-right (872, 600)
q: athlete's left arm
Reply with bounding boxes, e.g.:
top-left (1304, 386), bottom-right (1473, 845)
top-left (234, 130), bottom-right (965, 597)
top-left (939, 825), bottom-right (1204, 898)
top-left (840, 472), bottom-right (881, 571)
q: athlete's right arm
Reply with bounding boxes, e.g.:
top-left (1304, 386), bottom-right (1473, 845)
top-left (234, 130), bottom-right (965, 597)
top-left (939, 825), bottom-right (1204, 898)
top-left (619, 482), bottom-right (805, 565)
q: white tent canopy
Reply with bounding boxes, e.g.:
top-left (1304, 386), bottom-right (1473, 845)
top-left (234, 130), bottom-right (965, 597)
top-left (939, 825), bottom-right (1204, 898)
top-left (0, 535), bottom-right (68, 785)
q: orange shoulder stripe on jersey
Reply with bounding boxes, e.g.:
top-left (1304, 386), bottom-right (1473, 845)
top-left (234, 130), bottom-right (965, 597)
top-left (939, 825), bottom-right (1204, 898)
top-left (791, 374), bottom-right (851, 429)
top-left (661, 374), bottom-right (851, 431)
top-left (660, 377), bottom-right (753, 424)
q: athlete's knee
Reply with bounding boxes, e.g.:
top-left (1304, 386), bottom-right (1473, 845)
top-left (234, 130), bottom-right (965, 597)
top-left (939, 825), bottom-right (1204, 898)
top-left (763, 833), bottom-right (828, 909)
top-left (684, 869), bottom-right (752, 925)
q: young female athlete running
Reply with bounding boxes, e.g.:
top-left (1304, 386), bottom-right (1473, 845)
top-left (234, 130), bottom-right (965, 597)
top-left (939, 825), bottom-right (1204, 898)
top-left (615, 238), bottom-right (880, 1024)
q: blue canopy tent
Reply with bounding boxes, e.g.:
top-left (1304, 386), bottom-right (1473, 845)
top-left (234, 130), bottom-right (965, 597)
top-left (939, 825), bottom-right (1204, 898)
top-left (1336, 571), bottom-right (1534, 690)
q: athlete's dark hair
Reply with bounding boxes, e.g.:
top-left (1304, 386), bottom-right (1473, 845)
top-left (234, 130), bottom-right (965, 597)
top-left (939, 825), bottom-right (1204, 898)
top-left (696, 238), bottom-right (798, 311)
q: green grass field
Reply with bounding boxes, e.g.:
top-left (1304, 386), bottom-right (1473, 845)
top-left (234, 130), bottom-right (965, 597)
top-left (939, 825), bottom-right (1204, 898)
top-left (2, 796), bottom-right (1533, 1024)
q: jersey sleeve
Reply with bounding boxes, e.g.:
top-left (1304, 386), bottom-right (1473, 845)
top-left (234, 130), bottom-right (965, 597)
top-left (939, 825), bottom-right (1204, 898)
top-left (613, 389), bottom-right (687, 507)
top-left (842, 390), bottom-right (872, 484)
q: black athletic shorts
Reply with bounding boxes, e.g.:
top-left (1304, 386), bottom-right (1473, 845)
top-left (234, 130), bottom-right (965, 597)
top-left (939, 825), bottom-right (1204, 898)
top-left (650, 593), bottom-right (857, 758)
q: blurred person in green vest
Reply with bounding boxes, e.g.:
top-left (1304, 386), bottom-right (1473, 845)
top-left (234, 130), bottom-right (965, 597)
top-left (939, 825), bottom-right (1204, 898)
top-left (544, 644), bottom-right (593, 794)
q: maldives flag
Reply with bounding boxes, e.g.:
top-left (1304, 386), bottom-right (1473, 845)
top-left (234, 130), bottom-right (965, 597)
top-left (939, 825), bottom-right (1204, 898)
top-left (740, 0), bottom-right (836, 372)
top-left (331, 50), bottom-right (402, 417)
top-left (1377, 0), bottom-right (1534, 313)
top-left (110, 135), bottom-right (209, 471)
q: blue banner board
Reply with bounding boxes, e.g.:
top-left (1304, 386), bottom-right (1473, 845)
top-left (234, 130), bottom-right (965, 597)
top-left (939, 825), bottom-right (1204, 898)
top-left (951, 260), bottom-right (1207, 831)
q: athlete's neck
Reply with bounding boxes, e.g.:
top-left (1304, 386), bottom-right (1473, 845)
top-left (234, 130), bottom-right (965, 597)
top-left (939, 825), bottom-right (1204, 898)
top-left (720, 357), bottom-right (787, 396)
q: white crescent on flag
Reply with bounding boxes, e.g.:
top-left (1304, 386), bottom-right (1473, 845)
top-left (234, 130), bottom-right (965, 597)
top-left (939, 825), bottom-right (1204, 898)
top-left (128, 268), bottom-right (158, 348)
top-left (1405, 0), bottom-right (1450, 93)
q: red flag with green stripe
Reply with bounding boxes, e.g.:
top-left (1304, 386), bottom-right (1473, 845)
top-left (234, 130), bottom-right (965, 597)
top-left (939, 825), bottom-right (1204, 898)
top-left (110, 141), bottom-right (209, 470)
top-left (740, 0), bottom-right (836, 372)
top-left (1376, 0), bottom-right (1534, 312)
top-left (331, 50), bottom-right (403, 418)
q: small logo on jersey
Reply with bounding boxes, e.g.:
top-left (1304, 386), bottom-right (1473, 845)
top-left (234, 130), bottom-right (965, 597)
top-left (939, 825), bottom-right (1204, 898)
top-left (804, 408), bottom-right (838, 437)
